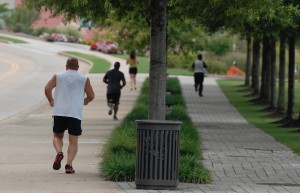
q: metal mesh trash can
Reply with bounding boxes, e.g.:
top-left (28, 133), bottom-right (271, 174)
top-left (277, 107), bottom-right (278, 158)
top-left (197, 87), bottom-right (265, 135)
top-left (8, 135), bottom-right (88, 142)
top-left (135, 120), bottom-right (181, 190)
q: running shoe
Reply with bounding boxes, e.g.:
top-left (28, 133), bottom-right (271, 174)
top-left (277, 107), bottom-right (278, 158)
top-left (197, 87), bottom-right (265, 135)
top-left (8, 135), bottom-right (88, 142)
top-left (53, 152), bottom-right (64, 170)
top-left (108, 104), bottom-right (114, 115)
top-left (65, 164), bottom-right (75, 174)
top-left (108, 108), bottom-right (113, 115)
top-left (113, 116), bottom-right (118, 120)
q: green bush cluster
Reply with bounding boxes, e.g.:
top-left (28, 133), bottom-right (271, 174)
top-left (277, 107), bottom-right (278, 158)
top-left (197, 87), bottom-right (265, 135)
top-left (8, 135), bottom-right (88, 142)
top-left (222, 52), bottom-right (247, 71)
top-left (167, 50), bottom-right (246, 75)
top-left (205, 58), bottom-right (228, 74)
top-left (100, 78), bottom-right (212, 183)
top-left (167, 52), bottom-right (194, 69)
top-left (3, 6), bottom-right (39, 34)
top-left (206, 35), bottom-right (231, 56)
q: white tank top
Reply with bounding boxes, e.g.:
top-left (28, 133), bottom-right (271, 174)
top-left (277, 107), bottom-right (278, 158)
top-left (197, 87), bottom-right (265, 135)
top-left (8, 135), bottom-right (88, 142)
top-left (53, 70), bottom-right (87, 120)
top-left (194, 60), bottom-right (205, 73)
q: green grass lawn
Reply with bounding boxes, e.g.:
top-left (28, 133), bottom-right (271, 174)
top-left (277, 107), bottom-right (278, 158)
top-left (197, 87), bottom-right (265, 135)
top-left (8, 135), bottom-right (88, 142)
top-left (112, 54), bottom-right (192, 76)
top-left (63, 51), bottom-right (111, 73)
top-left (217, 79), bottom-right (300, 155)
top-left (111, 54), bottom-right (150, 73)
top-left (0, 35), bottom-right (27, 43)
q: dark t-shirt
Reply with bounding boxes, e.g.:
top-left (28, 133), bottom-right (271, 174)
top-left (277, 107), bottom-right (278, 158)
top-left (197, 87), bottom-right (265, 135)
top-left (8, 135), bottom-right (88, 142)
top-left (104, 69), bottom-right (125, 94)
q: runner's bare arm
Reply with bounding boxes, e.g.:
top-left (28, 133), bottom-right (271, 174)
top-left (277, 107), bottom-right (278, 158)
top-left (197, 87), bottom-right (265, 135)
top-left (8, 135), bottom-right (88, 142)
top-left (45, 74), bottom-right (56, 107)
top-left (84, 78), bottom-right (94, 105)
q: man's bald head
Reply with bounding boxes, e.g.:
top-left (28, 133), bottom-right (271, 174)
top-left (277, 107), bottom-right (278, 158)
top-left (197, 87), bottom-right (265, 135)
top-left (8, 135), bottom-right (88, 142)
top-left (66, 57), bottom-right (79, 70)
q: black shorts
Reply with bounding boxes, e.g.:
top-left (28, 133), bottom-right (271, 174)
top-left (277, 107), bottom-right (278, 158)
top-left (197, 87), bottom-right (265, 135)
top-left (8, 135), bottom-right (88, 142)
top-left (129, 67), bottom-right (137, 75)
top-left (107, 93), bottom-right (120, 104)
top-left (53, 116), bottom-right (82, 136)
top-left (194, 73), bottom-right (204, 84)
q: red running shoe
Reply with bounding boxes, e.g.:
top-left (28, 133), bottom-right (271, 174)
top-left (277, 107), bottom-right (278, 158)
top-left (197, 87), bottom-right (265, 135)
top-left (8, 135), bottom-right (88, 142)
top-left (65, 164), bottom-right (75, 174)
top-left (53, 152), bottom-right (64, 170)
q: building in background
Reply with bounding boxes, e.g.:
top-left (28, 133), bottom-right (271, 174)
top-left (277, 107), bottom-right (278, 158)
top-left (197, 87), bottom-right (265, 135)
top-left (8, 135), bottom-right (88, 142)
top-left (0, 0), bottom-right (94, 41)
top-left (0, 0), bottom-right (77, 29)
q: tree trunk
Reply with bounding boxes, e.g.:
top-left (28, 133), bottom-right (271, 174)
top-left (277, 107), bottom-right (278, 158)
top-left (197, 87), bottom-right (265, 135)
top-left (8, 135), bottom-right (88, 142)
top-left (245, 36), bottom-right (252, 87)
top-left (251, 38), bottom-right (260, 95)
top-left (277, 32), bottom-right (286, 113)
top-left (269, 35), bottom-right (276, 109)
top-left (260, 35), bottom-right (270, 101)
top-left (148, 0), bottom-right (168, 120)
top-left (286, 32), bottom-right (295, 120)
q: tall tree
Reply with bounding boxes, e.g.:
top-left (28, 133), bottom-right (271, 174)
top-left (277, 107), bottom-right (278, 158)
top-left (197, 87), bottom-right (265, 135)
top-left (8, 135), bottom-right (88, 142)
top-left (251, 38), bottom-right (261, 95)
top-left (260, 35), bottom-right (270, 102)
top-left (286, 32), bottom-right (296, 123)
top-left (0, 3), bottom-right (8, 14)
top-left (245, 36), bottom-right (252, 87)
top-left (269, 35), bottom-right (277, 109)
top-left (276, 31), bottom-right (286, 114)
top-left (148, 0), bottom-right (168, 119)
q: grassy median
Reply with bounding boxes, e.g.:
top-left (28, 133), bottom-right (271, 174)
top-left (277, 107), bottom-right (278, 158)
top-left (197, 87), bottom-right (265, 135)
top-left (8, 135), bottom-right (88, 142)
top-left (63, 51), bottom-right (111, 73)
top-left (0, 35), bottom-right (27, 43)
top-left (100, 77), bottom-right (212, 183)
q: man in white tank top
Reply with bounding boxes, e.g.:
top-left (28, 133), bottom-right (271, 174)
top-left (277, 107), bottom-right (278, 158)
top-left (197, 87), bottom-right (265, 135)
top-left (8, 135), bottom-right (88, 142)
top-left (44, 57), bottom-right (94, 174)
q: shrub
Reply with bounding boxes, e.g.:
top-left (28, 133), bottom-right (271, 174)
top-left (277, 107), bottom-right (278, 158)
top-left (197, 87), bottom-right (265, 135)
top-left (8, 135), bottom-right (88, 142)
top-left (166, 106), bottom-right (191, 122)
top-left (205, 58), bottom-right (228, 74)
top-left (167, 52), bottom-right (194, 69)
top-left (179, 155), bottom-right (211, 183)
top-left (166, 78), bottom-right (182, 94)
top-left (107, 129), bottom-right (136, 154)
top-left (222, 51), bottom-right (247, 71)
top-left (3, 6), bottom-right (39, 34)
top-left (32, 27), bottom-right (48, 36)
top-left (206, 35), bottom-right (231, 56)
top-left (100, 153), bottom-right (135, 181)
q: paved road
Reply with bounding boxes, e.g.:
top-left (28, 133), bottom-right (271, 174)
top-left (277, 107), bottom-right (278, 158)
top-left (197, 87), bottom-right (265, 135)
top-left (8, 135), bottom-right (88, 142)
top-left (1, 33), bottom-right (300, 193)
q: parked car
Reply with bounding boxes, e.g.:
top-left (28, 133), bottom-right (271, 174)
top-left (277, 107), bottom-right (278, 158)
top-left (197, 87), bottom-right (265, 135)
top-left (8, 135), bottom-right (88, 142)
top-left (90, 41), bottom-right (118, 54)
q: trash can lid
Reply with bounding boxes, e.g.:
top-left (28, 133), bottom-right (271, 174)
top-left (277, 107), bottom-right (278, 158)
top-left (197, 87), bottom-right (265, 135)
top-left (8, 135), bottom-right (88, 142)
top-left (136, 120), bottom-right (182, 125)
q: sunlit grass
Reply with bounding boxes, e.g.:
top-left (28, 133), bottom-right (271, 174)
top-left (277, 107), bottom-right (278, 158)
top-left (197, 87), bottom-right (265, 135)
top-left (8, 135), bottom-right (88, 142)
top-left (112, 54), bottom-right (193, 75)
top-left (63, 51), bottom-right (111, 73)
top-left (0, 35), bottom-right (27, 43)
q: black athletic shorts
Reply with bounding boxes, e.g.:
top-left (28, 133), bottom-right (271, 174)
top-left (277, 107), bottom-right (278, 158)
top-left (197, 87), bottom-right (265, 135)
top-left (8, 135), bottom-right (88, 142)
top-left (53, 116), bottom-right (82, 136)
top-left (107, 93), bottom-right (120, 105)
top-left (129, 67), bottom-right (137, 75)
